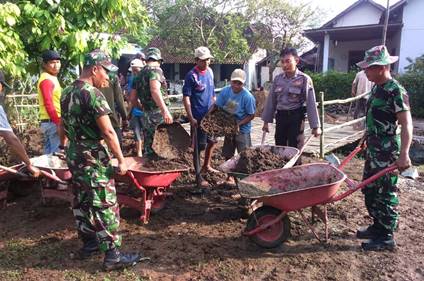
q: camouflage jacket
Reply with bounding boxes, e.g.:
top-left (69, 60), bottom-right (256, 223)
top-left (132, 65), bottom-right (169, 112)
top-left (61, 80), bottom-right (112, 143)
top-left (366, 79), bottom-right (409, 138)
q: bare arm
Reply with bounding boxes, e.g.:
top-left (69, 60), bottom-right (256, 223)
top-left (0, 131), bottom-right (40, 176)
top-left (238, 114), bottom-right (255, 127)
top-left (150, 80), bottom-right (172, 124)
top-left (395, 110), bottom-right (413, 171)
top-left (183, 96), bottom-right (197, 127)
top-left (96, 115), bottom-right (127, 175)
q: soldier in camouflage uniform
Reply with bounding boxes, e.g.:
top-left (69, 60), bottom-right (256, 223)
top-left (356, 45), bottom-right (413, 251)
top-left (60, 50), bottom-right (143, 271)
top-left (129, 47), bottom-right (173, 158)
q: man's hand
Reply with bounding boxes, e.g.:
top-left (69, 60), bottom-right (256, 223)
top-left (27, 165), bottom-right (41, 178)
top-left (117, 162), bottom-right (128, 176)
top-left (262, 123), bottom-right (269, 133)
top-left (190, 118), bottom-right (198, 128)
top-left (162, 109), bottom-right (173, 124)
top-left (396, 153), bottom-right (411, 172)
top-left (312, 127), bottom-right (322, 137)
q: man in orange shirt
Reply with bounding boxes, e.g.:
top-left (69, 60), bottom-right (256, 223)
top-left (37, 50), bottom-right (63, 154)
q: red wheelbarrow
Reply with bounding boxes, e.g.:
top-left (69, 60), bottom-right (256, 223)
top-left (238, 144), bottom-right (398, 248)
top-left (112, 157), bottom-right (189, 224)
top-left (31, 155), bottom-right (189, 224)
top-left (0, 159), bottom-right (68, 207)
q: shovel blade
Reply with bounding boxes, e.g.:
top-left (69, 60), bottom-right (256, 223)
top-left (325, 153), bottom-right (341, 166)
top-left (400, 166), bottom-right (419, 180)
top-left (152, 122), bottom-right (191, 159)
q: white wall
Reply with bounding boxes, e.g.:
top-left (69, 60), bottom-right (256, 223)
top-left (329, 39), bottom-right (381, 72)
top-left (333, 3), bottom-right (382, 27)
top-left (398, 0), bottom-right (424, 73)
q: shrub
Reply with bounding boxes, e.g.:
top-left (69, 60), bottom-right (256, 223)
top-left (398, 73), bottom-right (424, 118)
top-left (306, 71), bottom-right (356, 101)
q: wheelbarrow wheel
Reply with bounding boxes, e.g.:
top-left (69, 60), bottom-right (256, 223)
top-left (246, 206), bottom-right (291, 249)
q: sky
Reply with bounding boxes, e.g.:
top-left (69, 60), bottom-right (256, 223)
top-left (306, 0), bottom-right (402, 23)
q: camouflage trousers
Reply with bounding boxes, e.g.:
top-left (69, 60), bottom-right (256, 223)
top-left (142, 110), bottom-right (163, 158)
top-left (362, 135), bottom-right (400, 233)
top-left (67, 142), bottom-right (122, 252)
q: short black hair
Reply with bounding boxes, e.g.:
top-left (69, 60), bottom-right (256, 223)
top-left (280, 47), bottom-right (298, 58)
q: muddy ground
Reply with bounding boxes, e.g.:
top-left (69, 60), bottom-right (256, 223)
top-left (0, 129), bottom-right (424, 281)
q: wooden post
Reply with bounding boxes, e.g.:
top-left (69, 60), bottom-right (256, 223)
top-left (320, 91), bottom-right (325, 159)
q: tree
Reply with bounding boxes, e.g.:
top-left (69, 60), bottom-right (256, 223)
top-left (0, 0), bottom-right (151, 80)
top-left (150, 0), bottom-right (251, 63)
top-left (405, 54), bottom-right (424, 74)
top-left (0, 3), bottom-right (27, 76)
top-left (246, 0), bottom-right (321, 78)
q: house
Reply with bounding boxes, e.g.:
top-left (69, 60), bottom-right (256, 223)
top-left (304, 0), bottom-right (424, 73)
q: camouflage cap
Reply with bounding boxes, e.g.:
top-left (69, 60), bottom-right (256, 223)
top-left (83, 49), bottom-right (118, 72)
top-left (356, 45), bottom-right (398, 69)
top-left (145, 47), bottom-right (162, 61)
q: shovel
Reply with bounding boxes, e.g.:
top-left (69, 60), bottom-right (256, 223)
top-left (284, 135), bottom-right (313, 168)
top-left (260, 131), bottom-right (267, 145)
top-left (152, 122), bottom-right (191, 159)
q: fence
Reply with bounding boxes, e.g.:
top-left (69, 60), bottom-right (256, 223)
top-left (318, 91), bottom-right (368, 158)
top-left (4, 76), bottom-right (39, 132)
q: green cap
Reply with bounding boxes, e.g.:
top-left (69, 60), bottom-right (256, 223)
top-left (83, 49), bottom-right (118, 72)
top-left (145, 47), bottom-right (162, 61)
top-left (356, 45), bottom-right (398, 69)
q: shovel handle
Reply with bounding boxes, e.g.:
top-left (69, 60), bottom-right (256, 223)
top-left (261, 131), bottom-right (267, 145)
top-left (283, 135), bottom-right (313, 168)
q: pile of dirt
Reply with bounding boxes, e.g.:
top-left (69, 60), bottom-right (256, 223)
top-left (200, 109), bottom-right (238, 137)
top-left (235, 147), bottom-right (288, 174)
top-left (142, 158), bottom-right (189, 172)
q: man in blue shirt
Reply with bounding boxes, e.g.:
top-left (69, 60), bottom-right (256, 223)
top-left (183, 46), bottom-right (217, 187)
top-left (214, 69), bottom-right (256, 185)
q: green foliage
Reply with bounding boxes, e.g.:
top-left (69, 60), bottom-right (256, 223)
top-left (0, 0), bottom-right (151, 81)
top-left (247, 0), bottom-right (320, 53)
top-left (307, 71), bottom-right (356, 101)
top-left (151, 0), bottom-right (251, 63)
top-left (398, 73), bottom-right (424, 118)
top-left (0, 3), bottom-right (27, 76)
top-left (404, 54), bottom-right (424, 74)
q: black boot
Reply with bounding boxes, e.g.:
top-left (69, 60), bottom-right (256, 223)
top-left (361, 233), bottom-right (396, 251)
top-left (75, 238), bottom-right (100, 260)
top-left (103, 248), bottom-right (147, 271)
top-left (356, 224), bottom-right (383, 239)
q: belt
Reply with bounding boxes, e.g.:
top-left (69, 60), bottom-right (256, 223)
top-left (40, 119), bottom-right (52, 123)
top-left (277, 107), bottom-right (304, 116)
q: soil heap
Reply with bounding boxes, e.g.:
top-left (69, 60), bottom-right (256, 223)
top-left (200, 109), bottom-right (238, 137)
top-left (235, 147), bottom-right (288, 174)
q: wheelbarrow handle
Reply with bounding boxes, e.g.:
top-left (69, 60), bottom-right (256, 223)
top-left (39, 170), bottom-right (67, 184)
top-left (338, 141), bottom-right (367, 170)
top-left (0, 164), bottom-right (30, 179)
top-left (329, 164), bottom-right (398, 202)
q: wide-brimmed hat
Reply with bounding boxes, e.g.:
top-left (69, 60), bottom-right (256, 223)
top-left (145, 47), bottom-right (162, 61)
top-left (356, 45), bottom-right (398, 69)
top-left (0, 71), bottom-right (11, 89)
top-left (83, 49), bottom-right (118, 72)
top-left (230, 69), bottom-right (246, 84)
top-left (128, 59), bottom-right (145, 71)
top-left (194, 46), bottom-right (213, 60)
